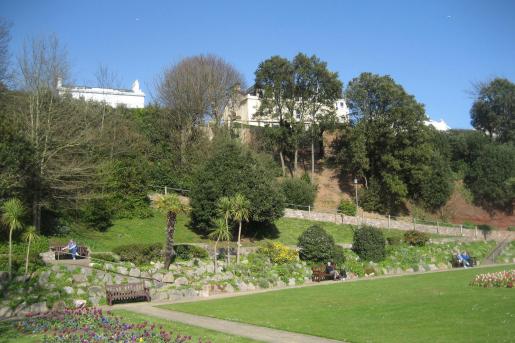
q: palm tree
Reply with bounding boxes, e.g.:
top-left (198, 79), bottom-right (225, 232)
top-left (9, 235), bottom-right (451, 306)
top-left (208, 217), bottom-right (231, 274)
top-left (230, 193), bottom-right (250, 264)
top-left (217, 196), bottom-right (233, 264)
top-left (22, 226), bottom-right (39, 276)
top-left (1, 198), bottom-right (25, 278)
top-left (153, 194), bottom-right (189, 269)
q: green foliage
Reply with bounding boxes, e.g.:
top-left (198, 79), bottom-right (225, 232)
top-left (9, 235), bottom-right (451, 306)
top-left (80, 199), bottom-right (113, 231)
top-left (335, 73), bottom-right (452, 214)
top-left (403, 230), bottom-right (430, 247)
top-left (386, 236), bottom-right (401, 246)
top-left (0, 237), bottom-right (49, 274)
top-left (471, 78), bottom-right (515, 144)
top-left (465, 143), bottom-right (515, 212)
top-left (478, 224), bottom-right (493, 239)
top-left (257, 241), bottom-right (298, 264)
top-left (280, 177), bottom-right (317, 207)
top-left (174, 244), bottom-right (209, 260)
top-left (297, 225), bottom-right (336, 262)
top-left (190, 137), bottom-right (284, 233)
top-left (112, 243), bottom-right (163, 265)
top-left (508, 226), bottom-right (515, 232)
top-left (337, 199), bottom-right (357, 216)
top-left (352, 225), bottom-right (386, 262)
top-left (90, 252), bottom-right (120, 262)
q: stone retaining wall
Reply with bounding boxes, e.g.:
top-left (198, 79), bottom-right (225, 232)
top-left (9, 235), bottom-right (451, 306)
top-left (284, 208), bottom-right (515, 241)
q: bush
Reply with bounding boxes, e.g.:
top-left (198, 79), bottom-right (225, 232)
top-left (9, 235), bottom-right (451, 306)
top-left (508, 226), bottom-right (515, 232)
top-left (403, 230), bottom-right (430, 247)
top-left (478, 224), bottom-right (493, 239)
top-left (113, 243), bottom-right (162, 265)
top-left (386, 236), bottom-right (401, 246)
top-left (352, 225), bottom-right (386, 262)
top-left (338, 199), bottom-right (357, 216)
top-left (174, 244), bottom-right (209, 260)
top-left (81, 199), bottom-right (113, 232)
top-left (257, 241), bottom-right (298, 264)
top-left (333, 245), bottom-right (346, 265)
top-left (280, 177), bottom-right (317, 207)
top-left (297, 225), bottom-right (336, 262)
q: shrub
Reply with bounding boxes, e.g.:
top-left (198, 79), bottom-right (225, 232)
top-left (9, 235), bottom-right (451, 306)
top-left (257, 241), bottom-right (298, 264)
top-left (333, 245), bottom-right (346, 265)
top-left (478, 224), bottom-right (493, 239)
top-left (403, 230), bottom-right (430, 246)
top-left (174, 244), bottom-right (209, 260)
top-left (113, 243), bottom-right (162, 265)
top-left (352, 225), bottom-right (386, 262)
top-left (297, 225), bottom-right (336, 262)
top-left (386, 236), bottom-right (401, 246)
top-left (508, 226), bottom-right (515, 232)
top-left (81, 199), bottom-right (113, 231)
top-left (338, 199), bottom-right (357, 216)
top-left (280, 177), bottom-right (317, 207)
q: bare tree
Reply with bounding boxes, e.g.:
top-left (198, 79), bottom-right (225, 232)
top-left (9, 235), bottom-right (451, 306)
top-left (156, 55), bottom-right (245, 164)
top-left (95, 63), bottom-right (122, 130)
top-left (0, 18), bottom-right (12, 87)
top-left (16, 35), bottom-right (99, 232)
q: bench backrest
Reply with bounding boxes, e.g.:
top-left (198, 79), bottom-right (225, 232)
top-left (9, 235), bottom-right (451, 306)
top-left (106, 282), bottom-right (146, 293)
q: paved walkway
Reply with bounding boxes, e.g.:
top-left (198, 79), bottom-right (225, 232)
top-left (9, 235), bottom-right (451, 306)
top-left (121, 303), bottom-right (344, 343)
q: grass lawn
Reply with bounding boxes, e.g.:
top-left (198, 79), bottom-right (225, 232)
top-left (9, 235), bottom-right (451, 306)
top-left (164, 264), bottom-right (515, 343)
top-left (56, 211), bottom-right (449, 252)
top-left (0, 309), bottom-right (257, 343)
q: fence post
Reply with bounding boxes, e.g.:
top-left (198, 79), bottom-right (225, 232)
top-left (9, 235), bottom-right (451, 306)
top-left (164, 186), bottom-right (168, 195)
top-left (388, 215), bottom-right (391, 230)
top-left (460, 225), bottom-right (463, 236)
top-left (475, 226), bottom-right (478, 239)
top-left (308, 205), bottom-right (311, 219)
top-left (413, 217), bottom-right (416, 230)
top-left (436, 221), bottom-right (439, 234)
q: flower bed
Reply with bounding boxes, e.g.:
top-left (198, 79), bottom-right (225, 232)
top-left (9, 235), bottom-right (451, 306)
top-left (470, 270), bottom-right (514, 288)
top-left (16, 307), bottom-right (207, 342)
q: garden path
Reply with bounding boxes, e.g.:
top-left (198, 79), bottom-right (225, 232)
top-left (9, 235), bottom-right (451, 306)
top-left (120, 303), bottom-right (345, 343)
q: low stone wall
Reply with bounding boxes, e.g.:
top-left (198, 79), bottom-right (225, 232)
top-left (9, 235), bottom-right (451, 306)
top-left (284, 208), bottom-right (515, 241)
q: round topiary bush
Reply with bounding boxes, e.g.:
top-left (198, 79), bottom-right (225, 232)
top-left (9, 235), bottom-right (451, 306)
top-left (297, 225), bottom-right (336, 262)
top-left (352, 225), bottom-right (386, 262)
top-left (403, 230), bottom-right (430, 246)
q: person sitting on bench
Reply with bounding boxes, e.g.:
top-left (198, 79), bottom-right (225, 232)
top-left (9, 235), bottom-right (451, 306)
top-left (460, 251), bottom-right (471, 268)
top-left (62, 239), bottom-right (77, 260)
top-left (326, 262), bottom-right (340, 280)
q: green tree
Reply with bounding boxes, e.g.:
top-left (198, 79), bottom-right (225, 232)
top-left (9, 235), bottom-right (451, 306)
top-left (255, 53), bottom-right (342, 176)
top-left (230, 193), bottom-right (250, 264)
top-left (152, 194), bottom-right (189, 269)
top-left (352, 226), bottom-right (386, 262)
top-left (280, 177), bottom-right (317, 207)
top-left (336, 73), bottom-right (450, 214)
top-left (189, 137), bottom-right (284, 234)
top-left (465, 143), bottom-right (515, 212)
top-left (208, 217), bottom-right (231, 273)
top-left (471, 78), bottom-right (515, 143)
top-left (22, 226), bottom-right (39, 275)
top-left (1, 198), bottom-right (25, 277)
top-left (217, 196), bottom-right (233, 264)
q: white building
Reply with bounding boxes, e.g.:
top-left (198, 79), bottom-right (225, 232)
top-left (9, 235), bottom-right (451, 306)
top-left (57, 79), bottom-right (145, 109)
top-left (224, 87), bottom-right (349, 127)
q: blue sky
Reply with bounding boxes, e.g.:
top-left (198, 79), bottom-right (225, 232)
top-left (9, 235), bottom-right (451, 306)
top-left (2, 0), bottom-right (514, 128)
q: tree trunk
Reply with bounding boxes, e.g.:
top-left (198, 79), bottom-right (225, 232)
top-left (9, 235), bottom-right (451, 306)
top-left (311, 138), bottom-right (315, 182)
top-left (213, 239), bottom-right (219, 274)
top-left (294, 147), bottom-right (298, 175)
top-left (25, 239), bottom-right (31, 276)
top-left (164, 211), bottom-right (177, 270)
top-left (279, 150), bottom-right (286, 177)
top-left (236, 220), bottom-right (242, 264)
top-left (33, 189), bottom-right (41, 234)
top-left (226, 240), bottom-right (230, 265)
top-left (8, 229), bottom-right (13, 278)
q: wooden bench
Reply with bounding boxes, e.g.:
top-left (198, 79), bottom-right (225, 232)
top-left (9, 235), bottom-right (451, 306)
top-left (50, 245), bottom-right (89, 260)
top-left (312, 264), bottom-right (338, 282)
top-left (106, 282), bottom-right (151, 306)
top-left (451, 255), bottom-right (477, 268)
